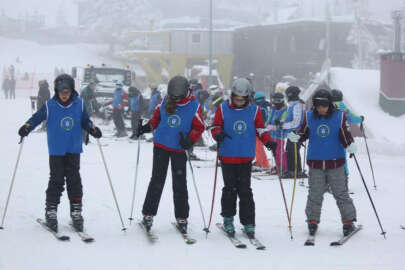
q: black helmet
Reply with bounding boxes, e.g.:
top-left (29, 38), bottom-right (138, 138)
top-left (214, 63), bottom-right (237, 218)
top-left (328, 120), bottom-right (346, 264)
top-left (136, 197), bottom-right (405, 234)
top-left (331, 89), bottom-right (343, 102)
top-left (271, 92), bottom-right (284, 105)
top-left (128, 86), bottom-right (138, 95)
top-left (168, 76), bottom-right (189, 100)
top-left (54, 74), bottom-right (75, 92)
top-left (312, 89), bottom-right (332, 107)
top-left (285, 86), bottom-right (300, 101)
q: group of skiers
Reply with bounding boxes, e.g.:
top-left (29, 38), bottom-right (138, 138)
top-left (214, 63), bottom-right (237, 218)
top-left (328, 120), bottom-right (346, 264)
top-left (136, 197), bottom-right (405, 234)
top-left (17, 72), bottom-right (365, 240)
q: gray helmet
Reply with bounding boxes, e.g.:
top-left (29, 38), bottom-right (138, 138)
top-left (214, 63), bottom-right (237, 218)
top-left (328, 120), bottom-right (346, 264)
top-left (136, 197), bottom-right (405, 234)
top-left (231, 78), bottom-right (252, 97)
top-left (168, 76), bottom-right (189, 99)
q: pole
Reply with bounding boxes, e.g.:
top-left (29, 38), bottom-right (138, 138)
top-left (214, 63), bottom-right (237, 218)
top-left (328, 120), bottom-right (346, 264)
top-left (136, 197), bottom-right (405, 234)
top-left (128, 137), bottom-right (141, 224)
top-left (96, 139), bottom-right (127, 231)
top-left (0, 138), bottom-right (24, 229)
top-left (206, 146), bottom-right (219, 235)
top-left (288, 142), bottom-right (298, 235)
top-left (360, 122), bottom-right (377, 189)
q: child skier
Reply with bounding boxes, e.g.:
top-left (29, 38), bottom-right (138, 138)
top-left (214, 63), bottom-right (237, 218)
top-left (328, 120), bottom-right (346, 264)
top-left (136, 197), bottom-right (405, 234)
top-left (211, 78), bottom-right (276, 238)
top-left (136, 76), bottom-right (205, 234)
top-left (18, 74), bottom-right (102, 233)
top-left (287, 89), bottom-right (358, 237)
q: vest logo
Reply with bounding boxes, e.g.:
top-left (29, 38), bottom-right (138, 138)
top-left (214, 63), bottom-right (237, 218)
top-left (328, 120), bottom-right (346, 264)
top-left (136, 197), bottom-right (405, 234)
top-left (317, 124), bottom-right (330, 138)
top-left (167, 114), bottom-right (181, 128)
top-left (60, 117), bottom-right (74, 131)
top-left (233, 120), bottom-right (247, 135)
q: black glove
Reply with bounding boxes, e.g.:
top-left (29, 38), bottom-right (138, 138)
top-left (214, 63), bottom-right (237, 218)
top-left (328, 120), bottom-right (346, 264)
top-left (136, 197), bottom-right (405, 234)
top-left (274, 120), bottom-right (283, 127)
top-left (265, 141), bottom-right (277, 153)
top-left (18, 124), bottom-right (30, 137)
top-left (213, 131), bottom-right (230, 143)
top-left (179, 132), bottom-right (193, 150)
top-left (89, 126), bottom-right (102, 138)
top-left (360, 115), bottom-right (364, 122)
top-left (136, 119), bottom-right (152, 137)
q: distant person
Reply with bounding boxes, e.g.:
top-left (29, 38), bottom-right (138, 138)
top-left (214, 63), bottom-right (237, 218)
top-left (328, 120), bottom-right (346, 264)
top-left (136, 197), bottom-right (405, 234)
top-left (9, 77), bottom-right (16, 99)
top-left (112, 82), bottom-right (128, 137)
top-left (147, 83), bottom-right (161, 118)
top-left (128, 86), bottom-right (143, 139)
top-left (2, 75), bottom-right (11, 99)
top-left (80, 82), bottom-right (99, 116)
top-left (37, 80), bottom-right (51, 131)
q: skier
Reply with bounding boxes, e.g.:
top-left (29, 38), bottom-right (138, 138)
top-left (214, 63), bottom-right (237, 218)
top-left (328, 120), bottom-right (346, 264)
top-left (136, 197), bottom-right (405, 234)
top-left (287, 89), bottom-right (358, 237)
top-left (37, 80), bottom-right (51, 131)
top-left (147, 83), bottom-right (161, 118)
top-left (211, 78), bottom-right (276, 238)
top-left (281, 86), bottom-right (306, 178)
top-left (17, 74), bottom-right (102, 233)
top-left (2, 75), bottom-right (11, 99)
top-left (128, 86), bottom-right (143, 140)
top-left (112, 82), bottom-right (128, 137)
top-left (137, 76), bottom-right (205, 234)
top-left (9, 77), bottom-right (16, 99)
top-left (80, 82), bottom-right (99, 117)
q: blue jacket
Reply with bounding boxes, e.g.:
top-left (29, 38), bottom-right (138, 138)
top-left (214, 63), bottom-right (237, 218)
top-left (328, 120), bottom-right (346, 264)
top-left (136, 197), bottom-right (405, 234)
top-left (283, 101), bottom-right (305, 133)
top-left (268, 106), bottom-right (288, 139)
top-left (334, 101), bottom-right (362, 125)
top-left (129, 94), bottom-right (141, 112)
top-left (148, 90), bottom-right (161, 114)
top-left (26, 92), bottom-right (93, 156)
top-left (113, 89), bottom-right (125, 109)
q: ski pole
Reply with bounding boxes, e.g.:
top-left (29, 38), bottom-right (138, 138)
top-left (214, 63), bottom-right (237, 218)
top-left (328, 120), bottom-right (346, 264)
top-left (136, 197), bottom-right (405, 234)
top-left (128, 136), bottom-right (141, 225)
top-left (288, 141), bottom-right (298, 236)
top-left (351, 153), bottom-right (386, 238)
top-left (0, 138), bottom-right (25, 230)
top-left (360, 122), bottom-right (377, 190)
top-left (96, 139), bottom-right (127, 231)
top-left (300, 142), bottom-right (307, 186)
top-left (206, 146), bottom-right (220, 235)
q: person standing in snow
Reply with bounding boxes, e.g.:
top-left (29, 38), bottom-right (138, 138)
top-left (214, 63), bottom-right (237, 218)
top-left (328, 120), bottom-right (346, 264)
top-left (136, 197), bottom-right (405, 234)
top-left (281, 86), bottom-right (306, 178)
top-left (37, 80), bottom-right (51, 131)
top-left (287, 89), bottom-right (358, 237)
top-left (17, 74), bottom-right (102, 233)
top-left (2, 75), bottom-right (11, 99)
top-left (147, 83), bottom-right (161, 119)
top-left (211, 78), bottom-right (276, 238)
top-left (112, 82), bottom-right (128, 137)
top-left (137, 76), bottom-right (205, 234)
top-left (80, 82), bottom-right (99, 117)
top-left (128, 86), bottom-right (143, 140)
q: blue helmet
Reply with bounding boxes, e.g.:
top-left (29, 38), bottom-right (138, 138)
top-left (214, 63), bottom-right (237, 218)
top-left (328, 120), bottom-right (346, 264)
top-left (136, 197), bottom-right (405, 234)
top-left (254, 92), bottom-right (265, 102)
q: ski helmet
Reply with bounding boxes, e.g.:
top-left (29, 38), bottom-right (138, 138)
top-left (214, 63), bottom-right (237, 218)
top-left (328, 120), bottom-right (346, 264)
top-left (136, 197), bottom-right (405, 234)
top-left (54, 74), bottom-right (75, 93)
top-left (271, 92), bottom-right (285, 105)
top-left (168, 75), bottom-right (189, 100)
top-left (231, 78), bottom-right (252, 97)
top-left (285, 86), bottom-right (300, 101)
top-left (331, 89), bottom-right (343, 102)
top-left (254, 92), bottom-right (265, 103)
top-left (312, 89), bottom-right (332, 107)
top-left (189, 79), bottom-right (198, 89)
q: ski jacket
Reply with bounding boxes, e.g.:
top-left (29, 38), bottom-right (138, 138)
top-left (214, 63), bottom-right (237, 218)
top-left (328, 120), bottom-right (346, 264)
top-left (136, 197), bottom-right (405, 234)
top-left (282, 100), bottom-right (305, 133)
top-left (268, 106), bottom-right (288, 140)
top-left (129, 94), bottom-right (142, 112)
top-left (112, 89), bottom-right (128, 110)
top-left (334, 101), bottom-right (363, 125)
top-left (211, 101), bottom-right (271, 164)
top-left (148, 90), bottom-right (161, 115)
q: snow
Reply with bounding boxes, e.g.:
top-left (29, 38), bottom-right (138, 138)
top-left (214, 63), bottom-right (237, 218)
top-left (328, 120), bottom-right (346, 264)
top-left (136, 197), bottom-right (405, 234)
top-left (1, 38), bottom-right (404, 270)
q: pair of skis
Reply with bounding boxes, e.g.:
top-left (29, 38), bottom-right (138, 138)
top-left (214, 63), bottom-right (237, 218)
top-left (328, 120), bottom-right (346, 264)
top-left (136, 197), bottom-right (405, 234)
top-left (37, 218), bottom-right (94, 243)
top-left (304, 224), bottom-right (363, 246)
top-left (216, 223), bottom-right (266, 250)
top-left (138, 221), bottom-right (196, 245)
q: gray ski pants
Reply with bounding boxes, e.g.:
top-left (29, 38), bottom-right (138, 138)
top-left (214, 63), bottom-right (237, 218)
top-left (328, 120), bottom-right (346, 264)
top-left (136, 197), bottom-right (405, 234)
top-left (305, 166), bottom-right (357, 223)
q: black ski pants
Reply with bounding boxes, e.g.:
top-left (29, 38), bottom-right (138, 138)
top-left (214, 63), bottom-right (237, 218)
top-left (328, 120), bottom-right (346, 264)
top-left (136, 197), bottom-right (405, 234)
top-left (46, 154), bottom-right (83, 204)
top-left (112, 109), bottom-right (125, 132)
top-left (131, 111), bottom-right (142, 135)
top-left (286, 140), bottom-right (302, 173)
top-left (142, 146), bottom-right (189, 219)
top-left (220, 162), bottom-right (255, 225)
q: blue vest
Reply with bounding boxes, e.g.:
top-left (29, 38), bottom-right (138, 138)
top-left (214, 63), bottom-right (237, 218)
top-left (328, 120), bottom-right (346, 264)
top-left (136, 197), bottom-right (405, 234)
top-left (46, 98), bottom-right (84, 156)
top-left (219, 102), bottom-right (257, 158)
top-left (269, 106), bottom-right (287, 139)
top-left (154, 98), bottom-right (199, 150)
top-left (113, 89), bottom-right (124, 108)
top-left (284, 101), bottom-right (304, 132)
top-left (130, 95), bottom-right (141, 112)
top-left (307, 110), bottom-right (345, 161)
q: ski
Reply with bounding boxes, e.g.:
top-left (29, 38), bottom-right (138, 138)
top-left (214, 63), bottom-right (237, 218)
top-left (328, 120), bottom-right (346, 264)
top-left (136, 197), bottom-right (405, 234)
top-left (36, 218), bottom-right (70, 241)
top-left (69, 223), bottom-right (95, 243)
top-left (330, 225), bottom-right (363, 246)
top-left (171, 222), bottom-right (197, 245)
top-left (138, 221), bottom-right (159, 242)
top-left (304, 235), bottom-right (316, 246)
top-left (216, 223), bottom-right (247, 249)
top-left (241, 229), bottom-right (266, 250)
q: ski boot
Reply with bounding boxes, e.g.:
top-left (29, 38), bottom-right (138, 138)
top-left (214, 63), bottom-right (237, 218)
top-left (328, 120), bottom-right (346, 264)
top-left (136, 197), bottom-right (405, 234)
top-left (244, 224), bottom-right (255, 239)
top-left (223, 216), bottom-right (235, 237)
top-left (45, 202), bottom-right (58, 232)
top-left (176, 218), bottom-right (188, 234)
top-left (308, 220), bottom-right (318, 236)
top-left (142, 215), bottom-right (153, 232)
top-left (70, 202), bottom-right (84, 232)
top-left (343, 220), bottom-right (355, 237)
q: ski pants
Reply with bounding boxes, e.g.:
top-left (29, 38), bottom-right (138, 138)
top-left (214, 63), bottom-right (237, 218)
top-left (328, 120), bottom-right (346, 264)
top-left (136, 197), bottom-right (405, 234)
top-left (269, 137), bottom-right (287, 171)
top-left (9, 87), bottom-right (15, 99)
top-left (46, 154), bottom-right (83, 204)
top-left (112, 109), bottom-right (125, 132)
top-left (131, 111), bottom-right (142, 135)
top-left (142, 146), bottom-right (189, 219)
top-left (286, 139), bottom-right (302, 173)
top-left (305, 166), bottom-right (357, 223)
top-left (220, 162), bottom-right (255, 225)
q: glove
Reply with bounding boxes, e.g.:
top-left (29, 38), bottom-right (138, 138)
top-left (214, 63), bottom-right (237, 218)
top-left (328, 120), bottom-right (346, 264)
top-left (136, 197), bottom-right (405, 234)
top-left (346, 143), bottom-right (357, 154)
top-left (136, 119), bottom-right (152, 137)
top-left (89, 126), bottom-right (102, 138)
top-left (179, 132), bottom-right (194, 150)
top-left (213, 131), bottom-right (230, 143)
top-left (265, 141), bottom-right (277, 152)
top-left (287, 132), bottom-right (300, 143)
top-left (274, 120), bottom-right (283, 126)
top-left (360, 115), bottom-right (364, 122)
top-left (18, 124), bottom-right (30, 137)
top-left (266, 124), bottom-right (277, 131)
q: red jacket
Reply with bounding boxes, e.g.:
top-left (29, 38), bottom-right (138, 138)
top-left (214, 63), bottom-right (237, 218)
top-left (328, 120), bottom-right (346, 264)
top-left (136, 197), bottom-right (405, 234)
top-left (211, 101), bottom-right (271, 164)
top-left (149, 95), bottom-right (205, 153)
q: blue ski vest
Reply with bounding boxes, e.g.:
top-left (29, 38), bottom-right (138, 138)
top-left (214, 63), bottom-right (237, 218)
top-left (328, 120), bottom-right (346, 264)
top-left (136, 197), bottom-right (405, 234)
top-left (130, 95), bottom-right (141, 112)
top-left (307, 110), bottom-right (345, 161)
top-left (268, 106), bottom-right (287, 139)
top-left (219, 102), bottom-right (257, 158)
top-left (154, 98), bottom-right (199, 150)
top-left (46, 97), bottom-right (84, 156)
top-left (113, 89), bottom-right (124, 109)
